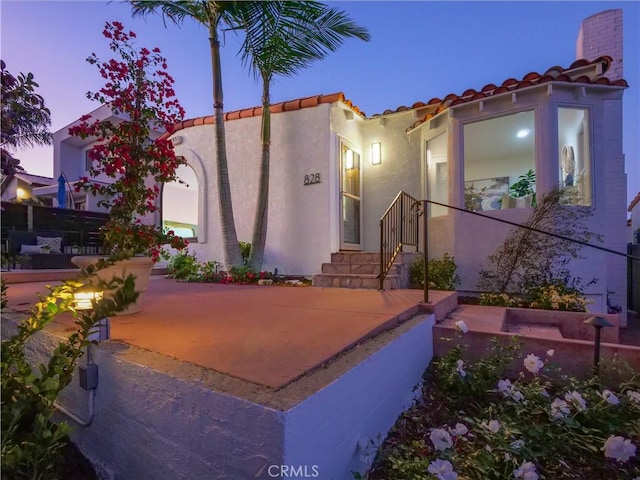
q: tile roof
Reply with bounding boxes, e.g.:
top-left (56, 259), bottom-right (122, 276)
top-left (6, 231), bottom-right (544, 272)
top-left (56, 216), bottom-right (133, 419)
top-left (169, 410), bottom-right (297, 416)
top-left (391, 56), bottom-right (627, 131)
top-left (161, 56), bottom-right (628, 139)
top-left (629, 192), bottom-right (640, 212)
top-left (160, 92), bottom-right (364, 140)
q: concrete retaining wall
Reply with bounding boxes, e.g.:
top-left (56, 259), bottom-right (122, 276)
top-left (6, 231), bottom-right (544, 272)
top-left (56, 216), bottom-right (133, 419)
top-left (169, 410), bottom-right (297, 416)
top-left (2, 312), bottom-right (435, 480)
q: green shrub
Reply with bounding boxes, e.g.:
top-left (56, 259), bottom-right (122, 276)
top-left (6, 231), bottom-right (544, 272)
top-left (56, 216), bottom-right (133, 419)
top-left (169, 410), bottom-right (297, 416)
top-left (410, 253), bottom-right (460, 290)
top-left (239, 241), bottom-right (251, 265)
top-left (1, 266), bottom-right (138, 479)
top-left (167, 251), bottom-right (200, 280)
top-left (370, 331), bottom-right (640, 480)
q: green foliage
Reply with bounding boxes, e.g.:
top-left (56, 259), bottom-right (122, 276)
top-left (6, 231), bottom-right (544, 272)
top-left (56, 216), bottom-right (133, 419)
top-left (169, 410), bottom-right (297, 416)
top-left (239, 241), bottom-right (251, 265)
top-left (509, 169), bottom-right (536, 199)
top-left (371, 334), bottom-right (640, 480)
top-left (1, 260), bottom-right (139, 479)
top-left (1, 278), bottom-right (6, 310)
top-left (167, 250), bottom-right (200, 280)
top-left (1, 59), bottom-right (52, 176)
top-left (410, 253), bottom-right (460, 290)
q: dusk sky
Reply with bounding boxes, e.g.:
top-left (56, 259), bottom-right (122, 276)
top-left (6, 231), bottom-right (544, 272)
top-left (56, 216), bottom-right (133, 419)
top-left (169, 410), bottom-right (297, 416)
top-left (1, 1), bottom-right (638, 207)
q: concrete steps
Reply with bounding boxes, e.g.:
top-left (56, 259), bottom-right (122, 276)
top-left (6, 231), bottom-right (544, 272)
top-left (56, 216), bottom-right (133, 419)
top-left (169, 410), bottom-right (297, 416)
top-left (313, 251), bottom-right (419, 290)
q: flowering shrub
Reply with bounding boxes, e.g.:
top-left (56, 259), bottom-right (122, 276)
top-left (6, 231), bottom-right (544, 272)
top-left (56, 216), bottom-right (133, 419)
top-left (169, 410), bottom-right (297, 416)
top-left (527, 283), bottom-right (590, 312)
top-left (368, 333), bottom-right (639, 480)
top-left (479, 282), bottom-right (590, 313)
top-left (68, 21), bottom-right (187, 261)
top-left (166, 251), bottom-right (273, 285)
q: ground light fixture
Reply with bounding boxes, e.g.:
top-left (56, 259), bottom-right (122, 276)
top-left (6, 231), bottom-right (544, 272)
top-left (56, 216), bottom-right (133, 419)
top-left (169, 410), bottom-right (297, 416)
top-left (583, 315), bottom-right (614, 376)
top-left (54, 287), bottom-right (111, 426)
top-left (371, 142), bottom-right (382, 165)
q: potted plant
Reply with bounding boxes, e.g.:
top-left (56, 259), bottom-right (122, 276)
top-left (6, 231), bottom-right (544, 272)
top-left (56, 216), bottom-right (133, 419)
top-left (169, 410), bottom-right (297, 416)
top-left (69, 21), bottom-right (187, 314)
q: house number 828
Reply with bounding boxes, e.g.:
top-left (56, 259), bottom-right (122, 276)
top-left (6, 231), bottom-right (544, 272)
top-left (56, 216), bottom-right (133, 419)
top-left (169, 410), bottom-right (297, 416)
top-left (304, 173), bottom-right (321, 185)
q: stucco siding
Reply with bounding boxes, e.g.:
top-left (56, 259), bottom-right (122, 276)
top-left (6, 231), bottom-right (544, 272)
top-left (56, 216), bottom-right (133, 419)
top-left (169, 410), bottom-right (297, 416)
top-left (172, 104), bottom-right (334, 275)
top-left (360, 113), bottom-right (422, 252)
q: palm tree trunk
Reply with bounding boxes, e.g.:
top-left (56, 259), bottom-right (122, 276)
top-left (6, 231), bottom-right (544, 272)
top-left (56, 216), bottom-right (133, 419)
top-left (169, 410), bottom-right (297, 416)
top-left (248, 77), bottom-right (270, 271)
top-left (209, 23), bottom-right (242, 268)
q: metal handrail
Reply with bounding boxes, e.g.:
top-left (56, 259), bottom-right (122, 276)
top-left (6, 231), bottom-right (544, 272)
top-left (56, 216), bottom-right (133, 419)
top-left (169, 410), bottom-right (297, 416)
top-left (378, 191), bottom-right (420, 290)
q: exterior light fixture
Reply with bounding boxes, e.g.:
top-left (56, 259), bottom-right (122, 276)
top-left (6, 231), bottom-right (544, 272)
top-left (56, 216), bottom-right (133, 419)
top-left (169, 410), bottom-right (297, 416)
top-left (73, 290), bottom-right (104, 311)
top-left (516, 129), bottom-right (531, 138)
top-left (371, 142), bottom-right (382, 165)
top-left (16, 187), bottom-right (26, 199)
top-left (345, 149), bottom-right (354, 170)
top-left (583, 316), bottom-right (614, 376)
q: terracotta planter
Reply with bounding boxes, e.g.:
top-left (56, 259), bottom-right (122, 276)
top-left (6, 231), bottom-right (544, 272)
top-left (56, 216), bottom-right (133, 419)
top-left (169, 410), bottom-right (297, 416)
top-left (71, 256), bottom-right (154, 316)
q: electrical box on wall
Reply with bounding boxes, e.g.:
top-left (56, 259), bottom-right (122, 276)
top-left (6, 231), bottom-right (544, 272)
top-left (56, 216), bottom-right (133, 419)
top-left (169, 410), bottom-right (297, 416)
top-left (79, 364), bottom-right (98, 390)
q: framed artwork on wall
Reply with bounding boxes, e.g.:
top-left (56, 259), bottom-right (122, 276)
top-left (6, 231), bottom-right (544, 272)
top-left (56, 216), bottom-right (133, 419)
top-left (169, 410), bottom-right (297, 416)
top-left (464, 176), bottom-right (509, 211)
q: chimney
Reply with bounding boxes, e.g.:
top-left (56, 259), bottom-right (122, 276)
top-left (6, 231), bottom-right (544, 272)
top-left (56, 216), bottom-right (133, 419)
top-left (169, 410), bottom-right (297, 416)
top-left (576, 9), bottom-right (623, 81)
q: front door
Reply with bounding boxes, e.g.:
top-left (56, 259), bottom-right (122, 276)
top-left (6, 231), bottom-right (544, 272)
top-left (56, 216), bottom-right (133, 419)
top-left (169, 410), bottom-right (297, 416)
top-left (340, 141), bottom-right (362, 250)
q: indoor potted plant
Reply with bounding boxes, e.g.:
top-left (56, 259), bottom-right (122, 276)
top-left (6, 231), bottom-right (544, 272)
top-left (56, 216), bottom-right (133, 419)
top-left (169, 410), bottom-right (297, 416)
top-left (69, 21), bottom-right (187, 314)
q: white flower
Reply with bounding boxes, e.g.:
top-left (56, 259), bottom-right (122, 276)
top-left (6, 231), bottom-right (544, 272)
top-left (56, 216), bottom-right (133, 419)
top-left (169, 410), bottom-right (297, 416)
top-left (513, 461), bottom-right (538, 480)
top-left (451, 423), bottom-right (468, 436)
top-left (564, 391), bottom-right (586, 411)
top-left (550, 398), bottom-right (570, 419)
top-left (430, 428), bottom-right (453, 451)
top-left (523, 354), bottom-right (543, 374)
top-left (455, 359), bottom-right (466, 378)
top-left (454, 320), bottom-right (468, 334)
top-left (546, 349), bottom-right (554, 357)
top-left (427, 459), bottom-right (458, 480)
top-left (498, 379), bottom-right (513, 396)
top-left (481, 419), bottom-right (501, 433)
top-left (505, 452), bottom-right (511, 461)
top-left (540, 388), bottom-right (550, 398)
top-left (627, 390), bottom-right (640, 405)
top-left (485, 445), bottom-right (492, 452)
top-left (602, 435), bottom-right (637, 463)
top-left (510, 439), bottom-right (525, 450)
top-left (598, 390), bottom-right (620, 405)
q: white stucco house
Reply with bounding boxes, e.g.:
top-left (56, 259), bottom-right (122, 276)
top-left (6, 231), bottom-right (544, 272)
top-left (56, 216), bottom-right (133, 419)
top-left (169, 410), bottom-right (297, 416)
top-left (1, 172), bottom-right (53, 203)
top-left (36, 9), bottom-right (629, 316)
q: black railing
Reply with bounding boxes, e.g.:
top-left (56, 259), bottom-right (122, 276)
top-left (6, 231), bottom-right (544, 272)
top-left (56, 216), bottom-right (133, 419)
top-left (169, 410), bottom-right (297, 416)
top-left (379, 191), bottom-right (420, 290)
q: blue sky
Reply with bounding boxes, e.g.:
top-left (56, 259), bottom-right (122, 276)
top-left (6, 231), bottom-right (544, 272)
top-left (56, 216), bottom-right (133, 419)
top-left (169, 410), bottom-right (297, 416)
top-left (1, 1), bottom-right (638, 207)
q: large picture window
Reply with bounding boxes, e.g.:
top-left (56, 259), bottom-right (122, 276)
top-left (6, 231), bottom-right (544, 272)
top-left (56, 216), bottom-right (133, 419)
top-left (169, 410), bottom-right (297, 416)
top-left (559, 107), bottom-right (591, 206)
top-left (463, 111), bottom-right (536, 211)
top-left (162, 163), bottom-right (198, 239)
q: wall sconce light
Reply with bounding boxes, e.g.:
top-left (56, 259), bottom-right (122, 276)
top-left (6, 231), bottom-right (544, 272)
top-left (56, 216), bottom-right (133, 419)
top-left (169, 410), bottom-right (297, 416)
top-left (16, 187), bottom-right (26, 199)
top-left (371, 142), bottom-right (382, 165)
top-left (73, 290), bottom-right (104, 311)
top-left (345, 149), bottom-right (354, 170)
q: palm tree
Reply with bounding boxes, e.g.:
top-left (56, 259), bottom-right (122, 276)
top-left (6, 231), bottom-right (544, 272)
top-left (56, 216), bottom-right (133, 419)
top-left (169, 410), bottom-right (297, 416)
top-left (235, 2), bottom-right (370, 270)
top-left (130, 0), bottom-right (244, 268)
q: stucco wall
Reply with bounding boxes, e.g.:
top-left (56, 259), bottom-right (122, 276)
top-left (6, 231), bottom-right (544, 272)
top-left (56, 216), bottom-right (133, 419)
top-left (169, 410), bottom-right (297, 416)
top-left (360, 112), bottom-right (422, 252)
top-left (171, 104), bottom-right (334, 275)
top-left (283, 314), bottom-right (434, 479)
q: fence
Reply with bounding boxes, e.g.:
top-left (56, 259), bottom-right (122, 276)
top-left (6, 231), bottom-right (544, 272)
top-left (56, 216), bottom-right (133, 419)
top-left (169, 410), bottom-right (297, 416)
top-left (1, 201), bottom-right (109, 253)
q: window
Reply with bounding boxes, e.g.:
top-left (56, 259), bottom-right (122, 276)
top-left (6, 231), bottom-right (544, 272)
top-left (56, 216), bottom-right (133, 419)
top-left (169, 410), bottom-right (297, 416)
top-left (426, 132), bottom-right (448, 217)
top-left (558, 107), bottom-right (591, 206)
top-left (85, 149), bottom-right (92, 171)
top-left (162, 163), bottom-right (198, 238)
top-left (463, 111), bottom-right (536, 211)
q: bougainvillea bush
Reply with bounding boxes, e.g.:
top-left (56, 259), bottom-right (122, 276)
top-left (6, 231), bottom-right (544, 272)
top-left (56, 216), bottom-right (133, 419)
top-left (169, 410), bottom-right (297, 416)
top-left (68, 21), bottom-right (187, 261)
top-left (367, 324), bottom-right (639, 480)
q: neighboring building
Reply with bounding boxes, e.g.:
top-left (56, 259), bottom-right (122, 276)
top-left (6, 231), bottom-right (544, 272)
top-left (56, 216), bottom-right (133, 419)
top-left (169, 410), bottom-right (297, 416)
top-left (629, 192), bottom-right (640, 245)
top-left (1, 172), bottom-right (54, 204)
top-left (33, 10), bottom-right (630, 317)
top-left (32, 103), bottom-right (162, 212)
